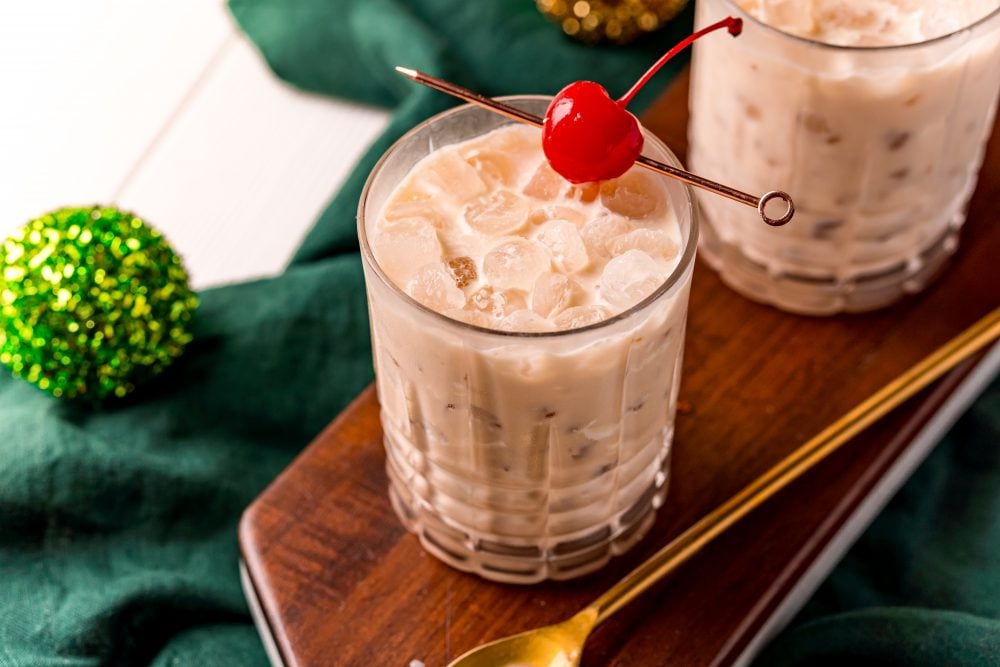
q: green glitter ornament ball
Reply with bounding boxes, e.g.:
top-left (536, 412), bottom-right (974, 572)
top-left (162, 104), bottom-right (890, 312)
top-left (0, 205), bottom-right (198, 402)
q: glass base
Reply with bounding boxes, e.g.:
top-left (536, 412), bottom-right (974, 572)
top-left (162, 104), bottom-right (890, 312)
top-left (385, 440), bottom-right (671, 584)
top-left (700, 216), bottom-right (960, 316)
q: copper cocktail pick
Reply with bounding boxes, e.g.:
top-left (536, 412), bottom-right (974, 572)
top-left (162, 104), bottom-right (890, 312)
top-left (395, 66), bottom-right (795, 227)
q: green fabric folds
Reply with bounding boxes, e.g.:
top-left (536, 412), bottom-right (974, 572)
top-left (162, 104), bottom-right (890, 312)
top-left (758, 388), bottom-right (1000, 666)
top-left (0, 1), bottom-right (996, 665)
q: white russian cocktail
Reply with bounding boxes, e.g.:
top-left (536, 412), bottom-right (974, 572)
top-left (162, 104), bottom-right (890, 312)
top-left (689, 0), bottom-right (1000, 314)
top-left (359, 98), bottom-right (695, 582)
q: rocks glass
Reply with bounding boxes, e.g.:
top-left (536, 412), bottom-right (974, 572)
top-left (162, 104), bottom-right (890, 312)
top-left (689, 0), bottom-right (1000, 314)
top-left (358, 98), bottom-right (696, 583)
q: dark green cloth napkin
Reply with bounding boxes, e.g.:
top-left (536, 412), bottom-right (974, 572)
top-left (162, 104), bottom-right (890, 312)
top-left (0, 1), bottom-right (995, 665)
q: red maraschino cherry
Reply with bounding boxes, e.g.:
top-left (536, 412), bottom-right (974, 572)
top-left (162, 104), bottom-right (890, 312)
top-left (542, 16), bottom-right (743, 184)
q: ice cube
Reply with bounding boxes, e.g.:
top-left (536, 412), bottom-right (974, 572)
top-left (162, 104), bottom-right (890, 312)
top-left (531, 272), bottom-right (580, 318)
top-left (420, 150), bottom-right (487, 202)
top-left (607, 228), bottom-right (678, 261)
top-left (581, 214), bottom-right (631, 261)
top-left (381, 189), bottom-right (444, 228)
top-left (381, 210), bottom-right (445, 232)
top-left (600, 249), bottom-right (664, 309)
top-left (919, 1), bottom-right (975, 40)
top-left (552, 305), bottom-right (611, 330)
top-left (535, 220), bottom-right (589, 273)
top-left (600, 170), bottom-right (667, 220)
top-left (372, 219), bottom-right (443, 285)
top-left (498, 309), bottom-right (553, 333)
top-left (482, 238), bottom-right (551, 291)
top-left (465, 190), bottom-right (530, 236)
top-left (523, 161), bottom-right (566, 201)
top-left (527, 205), bottom-right (586, 228)
top-left (482, 124), bottom-right (543, 160)
top-left (758, 0), bottom-right (820, 35)
top-left (406, 263), bottom-right (467, 312)
top-left (463, 149), bottom-right (519, 187)
top-left (467, 286), bottom-right (528, 318)
top-left (386, 182), bottom-right (432, 204)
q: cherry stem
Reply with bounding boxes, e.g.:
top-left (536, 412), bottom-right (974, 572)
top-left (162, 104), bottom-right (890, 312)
top-left (617, 16), bottom-right (742, 108)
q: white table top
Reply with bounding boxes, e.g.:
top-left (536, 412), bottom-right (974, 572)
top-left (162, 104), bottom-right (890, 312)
top-left (0, 0), bottom-right (390, 290)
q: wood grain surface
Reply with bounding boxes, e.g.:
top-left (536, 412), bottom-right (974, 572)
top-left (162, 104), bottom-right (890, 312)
top-left (240, 70), bottom-right (1000, 667)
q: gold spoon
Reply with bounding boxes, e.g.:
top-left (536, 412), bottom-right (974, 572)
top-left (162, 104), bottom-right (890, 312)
top-left (448, 305), bottom-right (1000, 667)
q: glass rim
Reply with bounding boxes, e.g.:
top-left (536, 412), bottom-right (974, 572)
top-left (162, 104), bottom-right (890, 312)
top-left (720, 0), bottom-right (1000, 52)
top-left (357, 94), bottom-right (698, 340)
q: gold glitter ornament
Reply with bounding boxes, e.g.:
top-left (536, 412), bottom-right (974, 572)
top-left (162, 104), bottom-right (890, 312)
top-left (537, 0), bottom-right (689, 44)
top-left (0, 206), bottom-right (198, 402)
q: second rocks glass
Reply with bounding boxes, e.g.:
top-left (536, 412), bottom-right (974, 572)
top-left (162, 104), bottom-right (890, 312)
top-left (689, 0), bottom-right (1000, 315)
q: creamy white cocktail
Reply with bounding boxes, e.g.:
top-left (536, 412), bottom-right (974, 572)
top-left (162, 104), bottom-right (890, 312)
top-left (689, 0), bottom-right (1000, 314)
top-left (359, 99), bottom-right (695, 582)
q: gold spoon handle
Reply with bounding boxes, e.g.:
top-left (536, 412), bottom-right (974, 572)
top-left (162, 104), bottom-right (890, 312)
top-left (394, 66), bottom-right (795, 227)
top-left (588, 306), bottom-right (1000, 624)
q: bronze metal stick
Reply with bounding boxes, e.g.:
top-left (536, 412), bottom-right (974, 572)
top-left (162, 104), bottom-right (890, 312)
top-left (395, 66), bottom-right (794, 227)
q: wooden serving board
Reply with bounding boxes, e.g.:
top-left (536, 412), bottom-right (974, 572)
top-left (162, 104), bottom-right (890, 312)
top-left (239, 71), bottom-right (1000, 667)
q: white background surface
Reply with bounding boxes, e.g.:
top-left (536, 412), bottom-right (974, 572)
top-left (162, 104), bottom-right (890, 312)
top-left (0, 0), bottom-right (390, 289)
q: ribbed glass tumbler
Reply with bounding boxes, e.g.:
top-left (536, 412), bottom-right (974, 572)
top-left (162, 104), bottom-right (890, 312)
top-left (689, 0), bottom-right (1000, 315)
top-left (358, 98), bottom-right (697, 583)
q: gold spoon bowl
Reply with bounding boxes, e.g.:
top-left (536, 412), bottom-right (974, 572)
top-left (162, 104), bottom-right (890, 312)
top-left (449, 611), bottom-right (597, 667)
